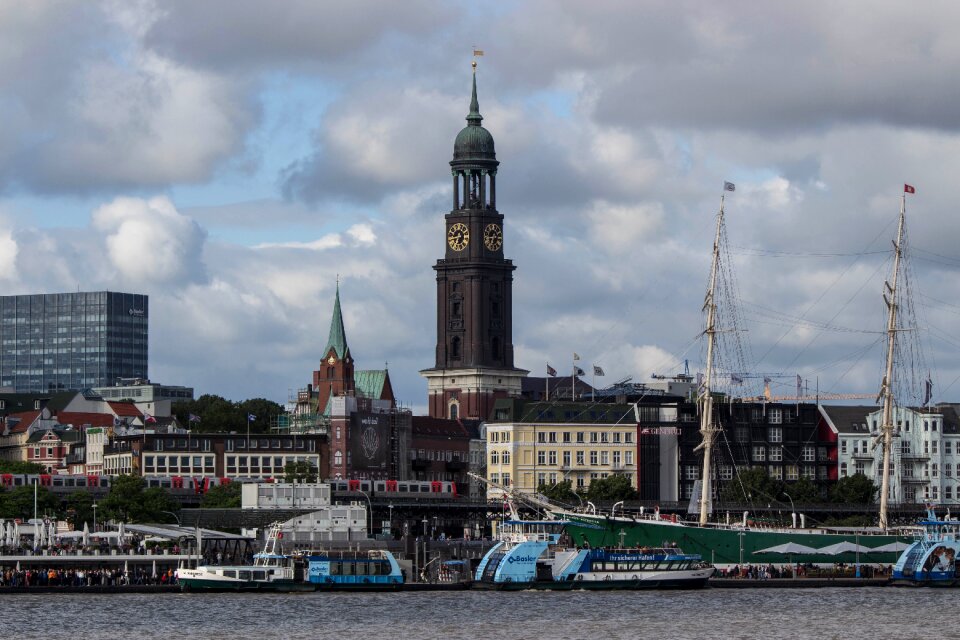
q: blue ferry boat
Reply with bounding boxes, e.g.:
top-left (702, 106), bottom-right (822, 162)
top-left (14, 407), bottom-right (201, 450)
top-left (305, 549), bottom-right (405, 590)
top-left (474, 520), bottom-right (714, 590)
top-left (893, 507), bottom-right (960, 586)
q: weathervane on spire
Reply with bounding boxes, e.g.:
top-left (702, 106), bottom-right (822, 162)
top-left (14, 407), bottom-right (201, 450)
top-left (472, 47), bottom-right (484, 71)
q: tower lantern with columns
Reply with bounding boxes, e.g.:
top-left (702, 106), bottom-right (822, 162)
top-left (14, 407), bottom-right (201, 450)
top-left (420, 63), bottom-right (528, 420)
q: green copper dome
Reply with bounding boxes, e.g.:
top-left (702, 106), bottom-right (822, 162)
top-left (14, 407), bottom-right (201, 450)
top-left (452, 71), bottom-right (496, 162)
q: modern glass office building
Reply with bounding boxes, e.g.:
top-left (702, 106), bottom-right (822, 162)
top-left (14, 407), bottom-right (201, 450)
top-left (0, 291), bottom-right (148, 393)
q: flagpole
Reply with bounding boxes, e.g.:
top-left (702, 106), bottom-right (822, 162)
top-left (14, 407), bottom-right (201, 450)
top-left (546, 367), bottom-right (549, 402)
top-left (246, 414), bottom-right (251, 450)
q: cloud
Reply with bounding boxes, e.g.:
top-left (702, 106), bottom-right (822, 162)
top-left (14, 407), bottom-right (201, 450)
top-left (92, 195), bottom-right (207, 287)
top-left (0, 227), bottom-right (17, 280)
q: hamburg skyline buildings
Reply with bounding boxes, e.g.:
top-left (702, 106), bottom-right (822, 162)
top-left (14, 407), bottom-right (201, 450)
top-left (0, 3), bottom-right (960, 412)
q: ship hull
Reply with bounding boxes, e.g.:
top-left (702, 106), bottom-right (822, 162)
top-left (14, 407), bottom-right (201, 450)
top-left (562, 513), bottom-right (911, 565)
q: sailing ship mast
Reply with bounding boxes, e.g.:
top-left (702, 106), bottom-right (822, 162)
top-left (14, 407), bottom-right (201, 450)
top-left (878, 193), bottom-right (907, 530)
top-left (695, 192), bottom-right (726, 525)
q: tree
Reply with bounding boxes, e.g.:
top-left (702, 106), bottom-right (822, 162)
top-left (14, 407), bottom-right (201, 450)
top-left (284, 460), bottom-right (318, 483)
top-left (98, 474), bottom-right (177, 523)
top-left (64, 490), bottom-right (95, 528)
top-left (172, 394), bottom-right (286, 434)
top-left (720, 467), bottom-right (783, 504)
top-left (0, 485), bottom-right (59, 520)
top-left (0, 460), bottom-right (45, 474)
top-left (202, 482), bottom-right (242, 508)
top-left (829, 473), bottom-right (878, 505)
top-left (537, 480), bottom-right (580, 504)
top-left (785, 477), bottom-right (823, 504)
top-left (586, 474), bottom-right (637, 501)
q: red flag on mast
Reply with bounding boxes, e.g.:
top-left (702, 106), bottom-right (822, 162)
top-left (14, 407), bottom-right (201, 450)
top-left (904, 184), bottom-right (916, 194)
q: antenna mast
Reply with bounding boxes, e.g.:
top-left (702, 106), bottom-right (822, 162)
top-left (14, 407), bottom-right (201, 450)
top-left (878, 194), bottom-right (906, 530)
top-left (696, 192), bottom-right (726, 525)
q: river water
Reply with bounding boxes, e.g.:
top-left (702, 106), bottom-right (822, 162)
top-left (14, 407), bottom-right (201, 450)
top-left (5, 588), bottom-right (946, 639)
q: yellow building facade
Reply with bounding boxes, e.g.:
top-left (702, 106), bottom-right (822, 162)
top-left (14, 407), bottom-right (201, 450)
top-left (486, 401), bottom-right (638, 499)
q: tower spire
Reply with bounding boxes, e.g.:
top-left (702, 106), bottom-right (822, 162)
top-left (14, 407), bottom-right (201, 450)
top-left (467, 62), bottom-right (482, 126)
top-left (324, 281), bottom-right (349, 360)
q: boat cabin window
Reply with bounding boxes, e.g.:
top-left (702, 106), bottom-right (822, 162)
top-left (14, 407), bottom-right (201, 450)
top-left (239, 571), bottom-right (251, 580)
top-left (223, 570), bottom-right (236, 578)
top-left (253, 571), bottom-right (266, 581)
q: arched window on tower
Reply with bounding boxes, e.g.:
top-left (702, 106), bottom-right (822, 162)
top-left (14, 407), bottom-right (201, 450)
top-left (451, 337), bottom-right (461, 359)
top-left (449, 402), bottom-right (459, 420)
top-left (334, 451), bottom-right (343, 467)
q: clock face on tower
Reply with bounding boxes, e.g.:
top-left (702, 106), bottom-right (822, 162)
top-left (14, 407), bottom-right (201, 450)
top-left (448, 222), bottom-right (469, 251)
top-left (483, 224), bottom-right (503, 251)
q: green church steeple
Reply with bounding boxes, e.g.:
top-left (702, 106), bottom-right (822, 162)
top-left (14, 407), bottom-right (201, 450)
top-left (324, 282), bottom-right (350, 360)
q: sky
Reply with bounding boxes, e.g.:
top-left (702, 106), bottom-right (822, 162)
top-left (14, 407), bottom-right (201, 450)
top-left (2, 0), bottom-right (960, 412)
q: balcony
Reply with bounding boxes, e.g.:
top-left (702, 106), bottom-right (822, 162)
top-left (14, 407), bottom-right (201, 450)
top-left (900, 453), bottom-right (930, 461)
top-left (850, 451), bottom-right (874, 460)
top-left (901, 476), bottom-right (927, 484)
top-left (446, 459), bottom-right (467, 471)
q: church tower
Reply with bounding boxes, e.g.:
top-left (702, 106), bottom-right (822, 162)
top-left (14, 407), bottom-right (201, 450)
top-left (313, 282), bottom-right (355, 413)
top-left (420, 64), bottom-right (528, 420)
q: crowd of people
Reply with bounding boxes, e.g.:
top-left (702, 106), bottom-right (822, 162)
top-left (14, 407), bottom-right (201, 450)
top-left (717, 563), bottom-right (893, 579)
top-left (0, 566), bottom-right (178, 587)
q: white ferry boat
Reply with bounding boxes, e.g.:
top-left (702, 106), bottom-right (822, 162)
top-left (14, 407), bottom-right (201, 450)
top-left (474, 519), bottom-right (714, 590)
top-left (176, 523), bottom-right (312, 592)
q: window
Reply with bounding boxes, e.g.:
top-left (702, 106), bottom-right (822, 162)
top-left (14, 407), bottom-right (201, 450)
top-left (576, 451), bottom-right (585, 466)
top-left (933, 441), bottom-right (939, 455)
top-left (490, 473), bottom-right (499, 485)
top-left (562, 451), bottom-right (571, 466)
top-left (768, 427), bottom-right (782, 443)
top-left (769, 408), bottom-right (782, 424)
top-left (562, 432), bottom-right (571, 443)
top-left (840, 462), bottom-right (847, 477)
top-left (802, 466), bottom-right (815, 480)
top-left (537, 472), bottom-right (546, 487)
top-left (925, 421), bottom-right (929, 432)
top-left (333, 451), bottom-right (343, 466)
top-left (576, 432), bottom-right (585, 443)
top-left (802, 445), bottom-right (815, 462)
top-left (589, 451), bottom-right (598, 466)
top-left (548, 432), bottom-right (557, 443)
top-left (590, 433), bottom-right (599, 443)
top-left (502, 474), bottom-right (511, 487)
top-left (769, 446), bottom-right (783, 462)
top-left (718, 465), bottom-right (733, 480)
top-left (613, 432), bottom-right (621, 443)
top-left (901, 441), bottom-right (912, 455)
top-left (502, 451), bottom-right (511, 464)
top-left (490, 451), bottom-right (499, 464)
top-left (735, 427), bottom-right (749, 443)
top-left (841, 440), bottom-right (847, 454)
top-left (947, 441), bottom-right (953, 455)
top-left (613, 451), bottom-right (621, 467)
top-left (600, 432), bottom-right (609, 443)
top-left (925, 441), bottom-right (930, 454)
top-left (537, 432), bottom-right (546, 444)
top-left (933, 421), bottom-right (939, 432)
top-left (947, 465), bottom-right (953, 478)
top-left (600, 451), bottom-right (609, 465)
top-left (625, 451), bottom-right (633, 466)
top-left (933, 464), bottom-right (939, 478)
top-left (787, 465), bottom-right (799, 480)
top-left (752, 446), bottom-right (766, 462)
top-left (685, 466), bottom-right (698, 480)
top-left (625, 432), bottom-right (633, 443)
top-left (770, 466), bottom-right (783, 480)
top-left (947, 486), bottom-right (954, 501)
top-left (537, 451), bottom-right (546, 465)
top-left (548, 451), bottom-right (557, 465)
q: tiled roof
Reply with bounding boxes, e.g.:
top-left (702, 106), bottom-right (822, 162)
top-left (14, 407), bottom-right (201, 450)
top-left (490, 399), bottom-right (636, 424)
top-left (412, 416), bottom-right (470, 438)
top-left (108, 401), bottom-right (143, 418)
top-left (56, 412), bottom-right (117, 428)
top-left (355, 370), bottom-right (387, 399)
top-left (3, 410), bottom-right (41, 433)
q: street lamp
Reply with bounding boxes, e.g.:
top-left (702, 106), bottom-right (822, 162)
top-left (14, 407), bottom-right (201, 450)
top-left (358, 490), bottom-right (372, 536)
top-left (92, 502), bottom-right (98, 532)
top-left (783, 492), bottom-right (796, 528)
top-left (161, 511), bottom-right (182, 527)
top-left (388, 503), bottom-right (394, 538)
